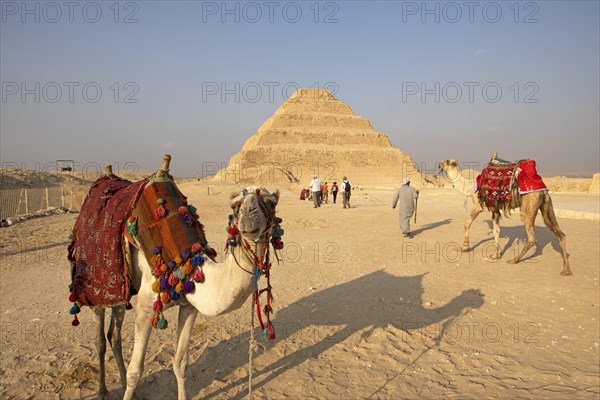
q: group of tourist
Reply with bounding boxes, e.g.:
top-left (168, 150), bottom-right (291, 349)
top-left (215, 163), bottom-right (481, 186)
top-left (301, 175), bottom-right (418, 237)
top-left (302, 175), bottom-right (352, 208)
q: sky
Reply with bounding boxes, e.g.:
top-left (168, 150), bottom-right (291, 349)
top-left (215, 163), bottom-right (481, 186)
top-left (1, 0), bottom-right (599, 178)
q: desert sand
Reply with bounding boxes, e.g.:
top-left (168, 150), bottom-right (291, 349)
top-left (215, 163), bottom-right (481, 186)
top-left (1, 179), bottom-right (599, 399)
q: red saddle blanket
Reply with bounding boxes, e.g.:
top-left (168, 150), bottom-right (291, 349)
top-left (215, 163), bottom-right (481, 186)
top-left (476, 159), bottom-right (547, 211)
top-left (68, 176), bottom-right (147, 307)
top-left (516, 159), bottom-right (547, 194)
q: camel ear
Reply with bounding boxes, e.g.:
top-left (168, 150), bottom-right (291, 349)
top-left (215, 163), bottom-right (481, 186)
top-left (229, 192), bottom-right (240, 200)
top-left (450, 160), bottom-right (458, 167)
top-left (270, 190), bottom-right (280, 204)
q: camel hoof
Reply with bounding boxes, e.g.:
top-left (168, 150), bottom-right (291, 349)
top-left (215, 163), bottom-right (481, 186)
top-left (560, 269), bottom-right (573, 276)
top-left (489, 254), bottom-right (500, 260)
top-left (507, 259), bottom-right (517, 264)
top-left (462, 247), bottom-right (470, 252)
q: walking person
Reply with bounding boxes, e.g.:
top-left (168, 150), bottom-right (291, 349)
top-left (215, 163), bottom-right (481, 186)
top-left (309, 175), bottom-right (321, 208)
top-left (321, 182), bottom-right (329, 204)
top-left (392, 178), bottom-right (419, 237)
top-left (341, 176), bottom-right (351, 208)
top-left (331, 181), bottom-right (339, 204)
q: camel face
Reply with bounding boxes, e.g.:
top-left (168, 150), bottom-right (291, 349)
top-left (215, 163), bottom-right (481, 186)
top-left (234, 187), bottom-right (279, 242)
top-left (438, 159), bottom-right (458, 172)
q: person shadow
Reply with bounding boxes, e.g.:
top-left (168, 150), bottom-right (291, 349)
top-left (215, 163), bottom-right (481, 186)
top-left (410, 218), bottom-right (452, 236)
top-left (123, 270), bottom-right (484, 399)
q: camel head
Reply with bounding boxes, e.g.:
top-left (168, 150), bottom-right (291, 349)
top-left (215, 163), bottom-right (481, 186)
top-left (438, 159), bottom-right (459, 172)
top-left (230, 187), bottom-right (280, 243)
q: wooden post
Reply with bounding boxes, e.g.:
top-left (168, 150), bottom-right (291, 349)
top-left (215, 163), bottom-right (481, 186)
top-left (24, 189), bottom-right (28, 214)
top-left (45, 187), bottom-right (49, 210)
top-left (61, 186), bottom-right (65, 208)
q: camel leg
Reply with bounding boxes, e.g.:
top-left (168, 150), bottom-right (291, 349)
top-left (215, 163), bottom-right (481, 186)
top-left (93, 307), bottom-right (109, 400)
top-left (508, 196), bottom-right (538, 264)
top-left (463, 199), bottom-right (483, 252)
top-left (123, 295), bottom-right (154, 400)
top-left (173, 304), bottom-right (199, 400)
top-left (540, 194), bottom-right (571, 275)
top-left (489, 212), bottom-right (501, 259)
top-left (107, 305), bottom-right (127, 390)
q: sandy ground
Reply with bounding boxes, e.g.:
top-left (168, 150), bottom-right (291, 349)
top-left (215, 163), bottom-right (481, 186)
top-left (1, 184), bottom-right (599, 399)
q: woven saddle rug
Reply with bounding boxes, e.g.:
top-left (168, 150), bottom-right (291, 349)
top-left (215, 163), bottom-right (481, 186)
top-left (476, 158), bottom-right (547, 212)
top-left (130, 174), bottom-right (212, 267)
top-left (68, 175), bottom-right (147, 307)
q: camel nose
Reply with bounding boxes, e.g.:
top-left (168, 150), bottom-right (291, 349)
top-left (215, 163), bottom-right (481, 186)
top-left (239, 213), bottom-right (260, 233)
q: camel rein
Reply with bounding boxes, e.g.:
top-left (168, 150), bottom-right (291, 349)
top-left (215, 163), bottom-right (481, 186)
top-left (225, 190), bottom-right (283, 398)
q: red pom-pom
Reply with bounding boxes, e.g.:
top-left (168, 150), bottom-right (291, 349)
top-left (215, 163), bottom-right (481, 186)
top-left (255, 188), bottom-right (261, 195)
top-left (228, 226), bottom-right (239, 236)
top-left (72, 315), bottom-right (80, 326)
top-left (69, 293), bottom-right (76, 302)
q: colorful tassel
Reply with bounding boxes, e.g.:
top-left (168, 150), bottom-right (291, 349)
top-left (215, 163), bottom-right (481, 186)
top-left (72, 315), bottom-right (80, 326)
top-left (191, 243), bottom-right (202, 253)
top-left (152, 267), bottom-right (163, 277)
top-left (157, 315), bottom-right (168, 329)
top-left (153, 246), bottom-right (162, 255)
top-left (153, 204), bottom-right (167, 219)
top-left (191, 253), bottom-right (203, 267)
top-left (181, 248), bottom-right (191, 260)
top-left (178, 206), bottom-right (188, 215)
top-left (161, 292), bottom-right (171, 304)
top-left (175, 281), bottom-right (184, 294)
top-left (151, 314), bottom-right (159, 328)
top-left (153, 298), bottom-right (163, 312)
top-left (70, 304), bottom-right (80, 315)
top-left (168, 273), bottom-right (179, 287)
top-left (152, 280), bottom-right (160, 293)
top-left (69, 293), bottom-right (76, 302)
top-left (160, 277), bottom-right (170, 291)
top-left (182, 261), bottom-right (193, 276)
top-left (183, 280), bottom-right (195, 294)
top-left (193, 269), bottom-right (205, 283)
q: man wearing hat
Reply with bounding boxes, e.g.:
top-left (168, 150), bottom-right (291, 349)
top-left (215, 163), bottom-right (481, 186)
top-left (392, 178), bottom-right (419, 237)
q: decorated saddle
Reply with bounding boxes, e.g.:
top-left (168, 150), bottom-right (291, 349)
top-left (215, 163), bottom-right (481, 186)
top-left (68, 175), bottom-right (147, 311)
top-left (68, 166), bottom-right (215, 329)
top-left (476, 157), bottom-right (547, 212)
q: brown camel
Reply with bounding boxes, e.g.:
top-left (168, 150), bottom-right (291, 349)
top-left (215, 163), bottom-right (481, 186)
top-left (438, 158), bottom-right (571, 276)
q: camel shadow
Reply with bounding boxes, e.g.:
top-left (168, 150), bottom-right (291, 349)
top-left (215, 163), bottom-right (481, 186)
top-left (410, 218), bottom-right (452, 236)
top-left (120, 270), bottom-right (485, 399)
top-left (485, 221), bottom-right (564, 261)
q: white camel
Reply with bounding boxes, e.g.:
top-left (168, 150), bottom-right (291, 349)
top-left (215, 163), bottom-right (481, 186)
top-left (84, 156), bottom-right (280, 400)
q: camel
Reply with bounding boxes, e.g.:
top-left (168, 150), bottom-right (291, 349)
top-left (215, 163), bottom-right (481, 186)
top-left (438, 157), bottom-right (571, 276)
top-left (73, 155), bottom-right (280, 400)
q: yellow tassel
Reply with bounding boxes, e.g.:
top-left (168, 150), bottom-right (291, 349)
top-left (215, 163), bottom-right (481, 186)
top-left (152, 280), bottom-right (160, 293)
top-left (183, 261), bottom-right (193, 275)
top-left (176, 281), bottom-right (184, 294)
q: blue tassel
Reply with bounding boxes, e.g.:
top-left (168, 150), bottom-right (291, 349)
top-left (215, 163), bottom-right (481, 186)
top-left (69, 304), bottom-right (80, 315)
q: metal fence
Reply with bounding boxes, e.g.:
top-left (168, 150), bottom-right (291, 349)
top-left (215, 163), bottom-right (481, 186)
top-left (0, 187), bottom-right (86, 220)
